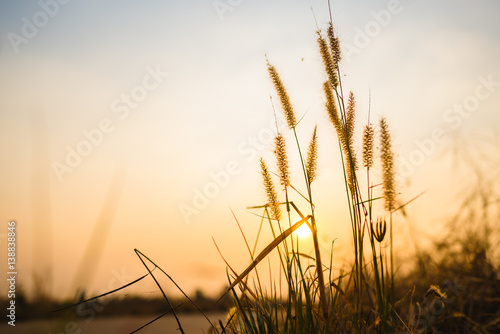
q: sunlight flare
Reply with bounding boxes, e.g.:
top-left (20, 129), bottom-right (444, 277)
top-left (293, 223), bottom-right (312, 239)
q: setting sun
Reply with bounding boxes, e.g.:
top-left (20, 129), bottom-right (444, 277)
top-left (294, 223), bottom-right (312, 239)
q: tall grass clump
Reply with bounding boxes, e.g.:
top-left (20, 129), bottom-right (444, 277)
top-left (57, 13), bottom-right (421, 334)
top-left (219, 18), bottom-right (406, 333)
top-left (50, 4), bottom-right (500, 333)
top-left (55, 9), bottom-right (499, 334)
top-left (52, 129), bottom-right (500, 334)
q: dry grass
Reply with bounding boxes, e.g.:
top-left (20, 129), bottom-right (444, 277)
top-left (48, 8), bottom-right (500, 334)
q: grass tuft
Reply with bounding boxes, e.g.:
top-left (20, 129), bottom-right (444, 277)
top-left (63, 6), bottom-right (499, 334)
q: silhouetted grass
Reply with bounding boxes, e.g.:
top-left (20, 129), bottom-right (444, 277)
top-left (49, 9), bottom-right (500, 334)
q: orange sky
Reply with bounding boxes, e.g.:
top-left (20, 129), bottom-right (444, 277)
top-left (1, 0), bottom-right (499, 301)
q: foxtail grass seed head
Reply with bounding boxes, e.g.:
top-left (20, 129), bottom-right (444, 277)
top-left (362, 123), bottom-right (374, 169)
top-left (323, 81), bottom-right (343, 139)
top-left (344, 92), bottom-right (358, 191)
top-left (346, 92), bottom-right (356, 148)
top-left (306, 126), bottom-right (318, 183)
top-left (328, 22), bottom-right (341, 64)
top-left (260, 157), bottom-right (281, 221)
top-left (318, 32), bottom-right (339, 87)
top-left (267, 62), bottom-right (296, 129)
top-left (380, 117), bottom-right (396, 212)
top-left (324, 81), bottom-right (355, 191)
top-left (274, 134), bottom-right (290, 188)
top-left (345, 159), bottom-right (356, 194)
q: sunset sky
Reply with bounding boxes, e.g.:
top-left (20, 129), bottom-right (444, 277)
top-left (1, 0), bottom-right (499, 300)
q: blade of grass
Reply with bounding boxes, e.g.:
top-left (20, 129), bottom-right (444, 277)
top-left (219, 215), bottom-right (311, 298)
top-left (134, 249), bottom-right (218, 332)
top-left (52, 272), bottom-right (151, 313)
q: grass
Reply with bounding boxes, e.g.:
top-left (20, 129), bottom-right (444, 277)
top-left (213, 20), bottom-right (402, 333)
top-left (203, 17), bottom-right (499, 334)
top-left (50, 9), bottom-right (500, 334)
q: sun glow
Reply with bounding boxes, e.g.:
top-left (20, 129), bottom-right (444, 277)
top-left (294, 223), bottom-right (312, 239)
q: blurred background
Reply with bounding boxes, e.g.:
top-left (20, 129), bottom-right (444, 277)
top-left (0, 0), bottom-right (499, 305)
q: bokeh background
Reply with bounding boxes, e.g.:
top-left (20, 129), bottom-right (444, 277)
top-left (1, 0), bottom-right (499, 301)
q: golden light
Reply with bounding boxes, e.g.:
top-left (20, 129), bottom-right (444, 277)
top-left (294, 223), bottom-right (312, 239)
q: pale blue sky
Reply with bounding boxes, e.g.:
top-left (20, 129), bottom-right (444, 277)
top-left (0, 0), bottom-right (499, 299)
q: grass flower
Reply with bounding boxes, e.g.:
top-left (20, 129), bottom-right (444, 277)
top-left (274, 133), bottom-right (290, 188)
top-left (260, 157), bottom-right (281, 221)
top-left (306, 126), bottom-right (318, 183)
top-left (380, 117), bottom-right (396, 212)
top-left (318, 32), bottom-right (339, 88)
top-left (327, 22), bottom-right (341, 64)
top-left (363, 123), bottom-right (374, 169)
top-left (324, 81), bottom-right (344, 144)
top-left (267, 62), bottom-right (296, 129)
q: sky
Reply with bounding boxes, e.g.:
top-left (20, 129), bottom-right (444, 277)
top-left (0, 0), bottom-right (499, 302)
